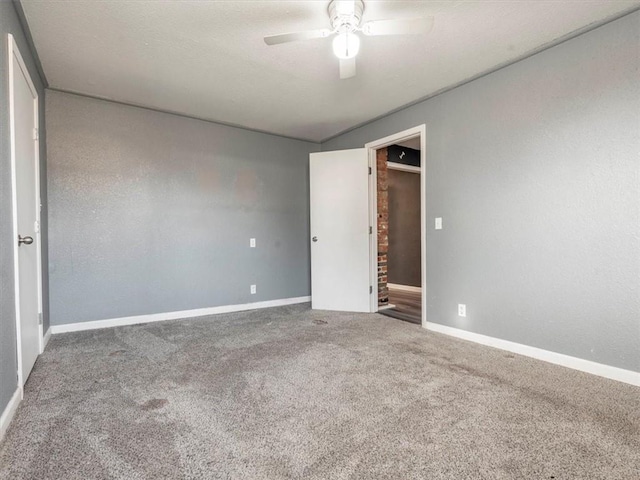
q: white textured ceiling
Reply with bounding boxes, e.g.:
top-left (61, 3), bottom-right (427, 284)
top-left (21, 0), bottom-right (640, 142)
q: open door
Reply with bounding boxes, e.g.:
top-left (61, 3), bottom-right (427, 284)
top-left (9, 34), bottom-right (42, 387)
top-left (310, 149), bottom-right (371, 312)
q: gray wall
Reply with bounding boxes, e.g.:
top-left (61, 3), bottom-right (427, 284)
top-left (323, 12), bottom-right (640, 372)
top-left (46, 90), bottom-right (318, 325)
top-left (387, 169), bottom-right (421, 287)
top-left (0, 0), bottom-right (49, 415)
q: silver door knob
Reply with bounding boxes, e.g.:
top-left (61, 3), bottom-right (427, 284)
top-left (18, 235), bottom-right (33, 246)
top-left (312, 236), bottom-right (318, 242)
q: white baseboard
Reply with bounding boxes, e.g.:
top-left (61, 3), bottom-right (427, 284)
top-left (388, 283), bottom-right (421, 293)
top-left (425, 321), bottom-right (640, 387)
top-left (0, 387), bottom-right (22, 444)
top-left (50, 296), bottom-right (311, 334)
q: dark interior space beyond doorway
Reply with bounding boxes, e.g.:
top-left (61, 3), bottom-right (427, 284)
top-left (378, 143), bottom-right (422, 324)
top-left (387, 169), bottom-right (421, 287)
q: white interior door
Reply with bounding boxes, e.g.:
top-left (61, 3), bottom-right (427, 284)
top-left (310, 149), bottom-right (371, 312)
top-left (10, 36), bottom-right (41, 385)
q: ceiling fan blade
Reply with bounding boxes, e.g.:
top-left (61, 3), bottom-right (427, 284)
top-left (339, 57), bottom-right (356, 79)
top-left (264, 29), bottom-right (332, 45)
top-left (361, 17), bottom-right (434, 36)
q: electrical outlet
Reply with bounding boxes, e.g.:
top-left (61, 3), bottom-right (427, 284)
top-left (250, 238), bottom-right (256, 248)
top-left (458, 304), bottom-right (466, 317)
top-left (435, 217), bottom-right (443, 230)
top-left (250, 285), bottom-right (256, 295)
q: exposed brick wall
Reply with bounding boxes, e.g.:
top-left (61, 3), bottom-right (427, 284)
top-left (377, 148), bottom-right (389, 305)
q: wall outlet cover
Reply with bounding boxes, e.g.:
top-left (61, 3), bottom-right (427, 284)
top-left (435, 217), bottom-right (443, 230)
top-left (250, 285), bottom-right (257, 294)
top-left (458, 304), bottom-right (466, 317)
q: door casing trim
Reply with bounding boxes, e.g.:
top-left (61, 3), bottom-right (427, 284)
top-left (365, 125), bottom-right (427, 327)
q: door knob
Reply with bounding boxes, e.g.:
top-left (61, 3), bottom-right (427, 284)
top-left (18, 235), bottom-right (33, 246)
top-left (312, 236), bottom-right (318, 242)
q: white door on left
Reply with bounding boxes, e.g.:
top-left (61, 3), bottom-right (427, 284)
top-left (10, 35), bottom-right (41, 385)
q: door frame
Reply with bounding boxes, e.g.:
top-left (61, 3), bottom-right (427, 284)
top-left (8, 34), bottom-right (45, 391)
top-left (365, 125), bottom-right (427, 327)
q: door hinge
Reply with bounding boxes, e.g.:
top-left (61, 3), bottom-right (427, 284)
top-left (33, 128), bottom-right (39, 141)
top-left (38, 312), bottom-right (43, 325)
top-left (369, 226), bottom-right (373, 234)
top-left (370, 285), bottom-right (373, 294)
top-left (368, 167), bottom-right (372, 175)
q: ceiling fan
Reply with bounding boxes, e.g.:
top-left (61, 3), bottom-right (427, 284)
top-left (264, 0), bottom-right (434, 79)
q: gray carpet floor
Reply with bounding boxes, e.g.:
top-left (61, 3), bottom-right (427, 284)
top-left (1, 304), bottom-right (638, 479)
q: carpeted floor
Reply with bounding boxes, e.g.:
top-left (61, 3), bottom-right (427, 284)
top-left (1, 304), bottom-right (638, 479)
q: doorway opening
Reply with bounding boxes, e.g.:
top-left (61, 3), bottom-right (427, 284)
top-left (366, 126), bottom-right (426, 326)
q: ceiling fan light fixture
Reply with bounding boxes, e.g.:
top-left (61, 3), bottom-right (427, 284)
top-left (332, 31), bottom-right (360, 59)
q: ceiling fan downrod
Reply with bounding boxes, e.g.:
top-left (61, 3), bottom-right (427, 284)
top-left (328, 0), bottom-right (365, 33)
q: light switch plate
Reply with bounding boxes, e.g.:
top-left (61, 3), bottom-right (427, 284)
top-left (435, 217), bottom-right (443, 230)
top-left (250, 238), bottom-right (256, 248)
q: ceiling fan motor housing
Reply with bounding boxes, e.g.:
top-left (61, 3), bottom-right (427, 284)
top-left (328, 0), bottom-right (365, 32)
